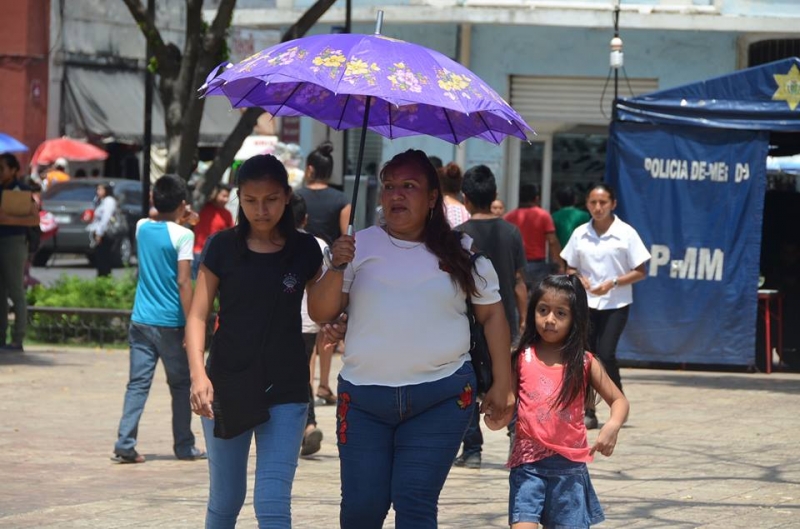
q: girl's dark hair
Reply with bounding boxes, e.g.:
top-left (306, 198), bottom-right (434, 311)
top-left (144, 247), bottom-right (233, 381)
top-left (235, 154), bottom-right (296, 258)
top-left (588, 183), bottom-right (616, 202)
top-left (438, 162), bottom-right (463, 194)
top-left (305, 141), bottom-right (334, 182)
top-left (0, 153), bottom-right (20, 172)
top-left (380, 150), bottom-right (476, 296)
top-left (99, 183), bottom-right (115, 198)
top-left (515, 274), bottom-right (591, 410)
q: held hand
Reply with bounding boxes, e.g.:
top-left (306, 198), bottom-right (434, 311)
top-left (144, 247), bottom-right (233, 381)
top-left (321, 313), bottom-right (348, 346)
top-left (330, 235), bottom-right (356, 268)
top-left (590, 420), bottom-right (621, 457)
top-left (589, 280), bottom-right (614, 296)
top-left (190, 375), bottom-right (215, 419)
top-left (480, 381), bottom-right (516, 431)
top-left (95, 234), bottom-right (103, 244)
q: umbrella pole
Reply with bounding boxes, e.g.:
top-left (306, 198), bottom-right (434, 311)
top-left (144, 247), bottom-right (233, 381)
top-left (346, 95), bottom-right (372, 235)
top-left (345, 11), bottom-right (383, 236)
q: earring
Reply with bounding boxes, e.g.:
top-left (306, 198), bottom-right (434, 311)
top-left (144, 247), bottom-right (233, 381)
top-left (429, 208), bottom-right (434, 221)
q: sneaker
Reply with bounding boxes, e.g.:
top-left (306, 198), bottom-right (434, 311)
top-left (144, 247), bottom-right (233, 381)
top-left (584, 409), bottom-right (599, 430)
top-left (300, 427), bottom-right (323, 456)
top-left (176, 447), bottom-right (207, 461)
top-left (0, 343), bottom-right (23, 353)
top-left (453, 452), bottom-right (481, 469)
top-left (111, 450), bottom-right (146, 464)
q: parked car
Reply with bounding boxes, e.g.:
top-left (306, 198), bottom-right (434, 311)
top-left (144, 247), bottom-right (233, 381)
top-left (36, 178), bottom-right (146, 267)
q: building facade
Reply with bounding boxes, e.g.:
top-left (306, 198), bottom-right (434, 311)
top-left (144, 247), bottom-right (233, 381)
top-left (0, 0), bottom-right (51, 168)
top-left (226, 0), bottom-right (800, 208)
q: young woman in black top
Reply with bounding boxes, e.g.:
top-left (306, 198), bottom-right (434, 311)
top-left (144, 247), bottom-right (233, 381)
top-left (185, 154), bottom-right (324, 528)
top-left (295, 141), bottom-right (351, 245)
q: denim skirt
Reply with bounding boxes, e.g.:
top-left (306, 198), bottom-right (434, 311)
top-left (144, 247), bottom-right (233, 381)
top-left (509, 454), bottom-right (605, 528)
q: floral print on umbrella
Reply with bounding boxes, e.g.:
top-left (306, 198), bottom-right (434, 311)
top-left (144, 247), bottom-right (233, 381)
top-left (343, 58), bottom-right (381, 86)
top-left (437, 69), bottom-right (483, 101)
top-left (388, 63), bottom-right (428, 93)
top-left (311, 48), bottom-right (347, 78)
top-left (266, 46), bottom-right (308, 67)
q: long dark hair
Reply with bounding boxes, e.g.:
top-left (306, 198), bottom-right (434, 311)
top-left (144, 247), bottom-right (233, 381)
top-left (380, 150), bottom-right (476, 297)
top-left (234, 154), bottom-right (296, 258)
top-left (515, 274), bottom-right (591, 410)
top-left (305, 141), bottom-right (334, 182)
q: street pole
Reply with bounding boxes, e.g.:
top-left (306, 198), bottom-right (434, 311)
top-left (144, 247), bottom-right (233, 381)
top-left (610, 1), bottom-right (622, 121)
top-left (142, 0), bottom-right (155, 217)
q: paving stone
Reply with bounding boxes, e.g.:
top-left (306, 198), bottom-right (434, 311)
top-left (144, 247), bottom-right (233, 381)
top-left (0, 346), bottom-right (798, 528)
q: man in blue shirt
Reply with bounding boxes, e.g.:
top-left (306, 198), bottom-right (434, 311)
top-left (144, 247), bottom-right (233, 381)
top-left (112, 174), bottom-right (205, 463)
top-left (0, 153), bottom-right (39, 352)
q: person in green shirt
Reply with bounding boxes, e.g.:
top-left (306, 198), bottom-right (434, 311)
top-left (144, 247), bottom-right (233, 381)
top-left (552, 186), bottom-right (590, 248)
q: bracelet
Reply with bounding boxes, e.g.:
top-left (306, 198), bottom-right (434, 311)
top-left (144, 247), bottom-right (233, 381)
top-left (612, 277), bottom-right (619, 288)
top-left (323, 246), bottom-right (348, 272)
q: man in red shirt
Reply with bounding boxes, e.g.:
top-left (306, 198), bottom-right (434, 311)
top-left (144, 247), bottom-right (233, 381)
top-left (504, 183), bottom-right (564, 291)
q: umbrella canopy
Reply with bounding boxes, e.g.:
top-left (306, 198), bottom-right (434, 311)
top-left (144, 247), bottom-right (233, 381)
top-left (31, 137), bottom-right (108, 166)
top-left (200, 33), bottom-right (533, 145)
top-left (0, 133), bottom-right (29, 153)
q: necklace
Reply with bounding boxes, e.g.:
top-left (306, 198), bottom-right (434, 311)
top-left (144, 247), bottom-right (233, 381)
top-left (385, 228), bottom-right (424, 250)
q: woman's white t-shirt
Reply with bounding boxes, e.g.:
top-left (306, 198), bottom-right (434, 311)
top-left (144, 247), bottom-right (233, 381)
top-left (340, 226), bottom-right (501, 387)
top-left (560, 216), bottom-right (650, 310)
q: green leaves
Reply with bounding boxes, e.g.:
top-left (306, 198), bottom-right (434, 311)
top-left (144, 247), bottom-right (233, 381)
top-left (27, 273), bottom-right (138, 309)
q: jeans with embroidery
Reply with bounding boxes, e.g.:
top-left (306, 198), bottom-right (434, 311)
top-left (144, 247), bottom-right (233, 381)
top-left (336, 361), bottom-right (476, 529)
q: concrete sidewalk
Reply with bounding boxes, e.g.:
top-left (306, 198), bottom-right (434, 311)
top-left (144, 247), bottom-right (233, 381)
top-left (0, 345), bottom-right (798, 528)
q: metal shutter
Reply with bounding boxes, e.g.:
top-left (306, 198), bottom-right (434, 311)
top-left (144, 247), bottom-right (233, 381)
top-left (510, 76), bottom-right (659, 132)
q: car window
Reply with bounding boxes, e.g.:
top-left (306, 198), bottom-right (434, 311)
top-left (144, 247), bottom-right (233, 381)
top-left (42, 185), bottom-right (98, 202)
top-left (122, 189), bottom-right (143, 208)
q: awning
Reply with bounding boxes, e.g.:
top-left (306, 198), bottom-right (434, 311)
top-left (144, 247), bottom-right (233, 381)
top-left (63, 66), bottom-right (242, 146)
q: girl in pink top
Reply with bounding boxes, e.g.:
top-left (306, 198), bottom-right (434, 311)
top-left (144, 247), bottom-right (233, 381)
top-left (502, 274), bottom-right (629, 528)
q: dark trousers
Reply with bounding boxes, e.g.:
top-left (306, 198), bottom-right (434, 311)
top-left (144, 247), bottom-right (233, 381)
top-left (461, 403), bottom-right (483, 457)
top-left (95, 236), bottom-right (114, 277)
top-left (588, 306), bottom-right (630, 391)
top-left (302, 332), bottom-right (317, 427)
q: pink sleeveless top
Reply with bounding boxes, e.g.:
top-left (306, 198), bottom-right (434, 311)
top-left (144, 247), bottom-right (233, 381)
top-left (508, 347), bottom-right (594, 468)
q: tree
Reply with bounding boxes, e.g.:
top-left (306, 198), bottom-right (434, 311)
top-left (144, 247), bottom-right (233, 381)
top-left (121, 0), bottom-right (338, 199)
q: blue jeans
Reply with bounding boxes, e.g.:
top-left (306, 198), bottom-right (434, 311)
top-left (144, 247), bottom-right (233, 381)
top-left (337, 361), bottom-right (476, 529)
top-left (114, 322), bottom-right (195, 458)
top-left (202, 402), bottom-right (308, 529)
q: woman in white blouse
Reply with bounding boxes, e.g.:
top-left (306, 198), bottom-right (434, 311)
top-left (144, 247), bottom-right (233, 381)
top-left (560, 183), bottom-right (650, 429)
top-left (309, 149), bottom-right (515, 529)
top-left (87, 183), bottom-right (120, 277)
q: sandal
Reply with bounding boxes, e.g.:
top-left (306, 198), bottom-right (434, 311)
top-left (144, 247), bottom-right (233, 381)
top-left (300, 427), bottom-right (323, 456)
top-left (316, 385), bottom-right (337, 405)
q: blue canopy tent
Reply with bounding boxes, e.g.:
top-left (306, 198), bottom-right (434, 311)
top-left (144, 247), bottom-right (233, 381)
top-left (605, 57), bottom-right (800, 368)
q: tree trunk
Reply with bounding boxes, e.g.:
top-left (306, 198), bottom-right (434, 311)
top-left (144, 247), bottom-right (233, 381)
top-left (195, 0), bottom-right (339, 204)
top-left (124, 0), bottom-right (336, 202)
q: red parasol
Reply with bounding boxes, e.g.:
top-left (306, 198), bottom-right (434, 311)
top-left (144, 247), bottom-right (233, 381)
top-left (31, 137), bottom-right (108, 166)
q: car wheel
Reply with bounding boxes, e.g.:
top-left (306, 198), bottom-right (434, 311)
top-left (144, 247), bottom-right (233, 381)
top-left (32, 249), bottom-right (53, 267)
top-left (113, 236), bottom-right (133, 268)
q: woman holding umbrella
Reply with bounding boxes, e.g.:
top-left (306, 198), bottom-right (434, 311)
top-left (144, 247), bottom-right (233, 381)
top-left (308, 149), bottom-right (515, 528)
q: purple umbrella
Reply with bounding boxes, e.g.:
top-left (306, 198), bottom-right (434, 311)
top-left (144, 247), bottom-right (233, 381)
top-left (200, 13), bottom-right (533, 229)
